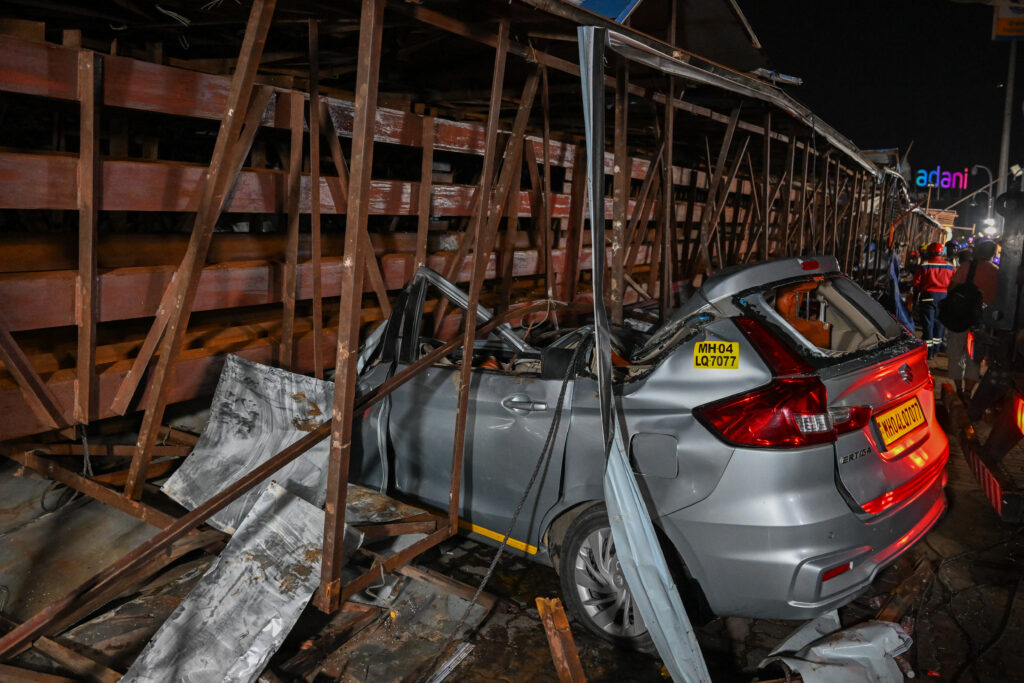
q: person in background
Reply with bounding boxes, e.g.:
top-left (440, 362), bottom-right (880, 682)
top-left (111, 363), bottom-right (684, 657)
top-left (912, 242), bottom-right (954, 359)
top-left (947, 240), bottom-right (999, 394)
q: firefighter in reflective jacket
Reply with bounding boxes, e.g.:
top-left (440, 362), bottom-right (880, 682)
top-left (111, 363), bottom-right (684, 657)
top-left (912, 242), bottom-right (954, 359)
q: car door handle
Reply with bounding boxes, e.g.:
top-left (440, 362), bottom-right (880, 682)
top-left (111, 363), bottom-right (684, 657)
top-left (501, 394), bottom-right (548, 413)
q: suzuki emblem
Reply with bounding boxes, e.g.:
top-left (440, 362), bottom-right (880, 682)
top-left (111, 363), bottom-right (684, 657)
top-left (899, 363), bottom-right (913, 384)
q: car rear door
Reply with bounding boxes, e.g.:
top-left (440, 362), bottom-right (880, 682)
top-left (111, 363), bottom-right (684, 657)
top-left (387, 363), bottom-right (571, 551)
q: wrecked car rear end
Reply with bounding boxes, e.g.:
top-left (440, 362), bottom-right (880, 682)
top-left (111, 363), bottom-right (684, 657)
top-left (353, 257), bottom-right (947, 639)
top-left (588, 256), bottom-right (949, 620)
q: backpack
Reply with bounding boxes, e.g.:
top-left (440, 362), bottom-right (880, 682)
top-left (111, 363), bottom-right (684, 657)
top-left (938, 259), bottom-right (983, 332)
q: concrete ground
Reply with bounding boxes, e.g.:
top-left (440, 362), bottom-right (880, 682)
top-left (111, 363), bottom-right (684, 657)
top-left (3, 353), bottom-right (1023, 681)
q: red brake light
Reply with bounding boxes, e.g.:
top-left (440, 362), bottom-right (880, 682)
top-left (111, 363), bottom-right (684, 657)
top-left (696, 376), bottom-right (835, 448)
top-left (1016, 395), bottom-right (1024, 435)
top-left (831, 406), bottom-right (872, 435)
top-left (822, 561), bottom-right (852, 582)
top-left (801, 260), bottom-right (820, 271)
top-left (732, 316), bottom-right (812, 376)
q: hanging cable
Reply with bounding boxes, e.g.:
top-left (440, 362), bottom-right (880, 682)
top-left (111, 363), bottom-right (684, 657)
top-left (417, 344), bottom-right (582, 681)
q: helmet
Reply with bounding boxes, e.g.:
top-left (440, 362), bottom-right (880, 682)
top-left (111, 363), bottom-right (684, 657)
top-left (926, 242), bottom-right (944, 256)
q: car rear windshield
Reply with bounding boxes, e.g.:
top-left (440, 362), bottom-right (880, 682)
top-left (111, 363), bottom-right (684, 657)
top-left (740, 275), bottom-right (907, 360)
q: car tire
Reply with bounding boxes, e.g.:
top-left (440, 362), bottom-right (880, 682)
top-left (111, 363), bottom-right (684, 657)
top-left (558, 504), bottom-right (655, 652)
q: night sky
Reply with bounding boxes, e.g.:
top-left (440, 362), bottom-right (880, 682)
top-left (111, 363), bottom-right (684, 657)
top-left (740, 0), bottom-right (1022, 202)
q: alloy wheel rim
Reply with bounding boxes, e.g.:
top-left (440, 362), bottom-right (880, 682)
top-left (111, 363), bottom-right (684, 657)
top-left (572, 526), bottom-right (647, 638)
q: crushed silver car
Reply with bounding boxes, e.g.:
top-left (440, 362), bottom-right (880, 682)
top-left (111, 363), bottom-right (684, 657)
top-left (351, 256), bottom-right (948, 650)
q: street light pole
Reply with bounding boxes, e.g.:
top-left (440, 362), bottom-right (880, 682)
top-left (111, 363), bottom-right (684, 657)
top-left (973, 164), bottom-right (995, 222)
top-left (998, 40), bottom-right (1017, 198)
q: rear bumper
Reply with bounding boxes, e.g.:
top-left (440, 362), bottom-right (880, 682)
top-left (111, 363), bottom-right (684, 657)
top-left (658, 442), bottom-right (948, 620)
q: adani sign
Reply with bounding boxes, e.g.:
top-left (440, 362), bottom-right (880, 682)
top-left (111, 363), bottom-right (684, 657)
top-left (915, 166), bottom-right (969, 190)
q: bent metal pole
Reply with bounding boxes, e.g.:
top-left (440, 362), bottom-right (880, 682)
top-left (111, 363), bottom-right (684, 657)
top-left (578, 26), bottom-right (711, 683)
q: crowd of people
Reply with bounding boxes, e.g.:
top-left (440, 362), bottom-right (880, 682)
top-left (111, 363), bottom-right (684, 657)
top-left (905, 237), bottom-right (1000, 395)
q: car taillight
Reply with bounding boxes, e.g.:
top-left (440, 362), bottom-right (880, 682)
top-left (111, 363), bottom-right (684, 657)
top-left (830, 405), bottom-right (872, 435)
top-left (1016, 395), bottom-right (1024, 435)
top-left (701, 317), bottom-right (872, 448)
top-left (697, 376), bottom-right (838, 448)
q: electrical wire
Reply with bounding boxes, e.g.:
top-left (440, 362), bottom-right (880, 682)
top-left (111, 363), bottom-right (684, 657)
top-left (416, 345), bottom-right (581, 681)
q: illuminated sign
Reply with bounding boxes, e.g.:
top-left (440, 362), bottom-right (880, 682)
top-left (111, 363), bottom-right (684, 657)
top-left (993, 4), bottom-right (1024, 41)
top-left (915, 166), bottom-right (969, 189)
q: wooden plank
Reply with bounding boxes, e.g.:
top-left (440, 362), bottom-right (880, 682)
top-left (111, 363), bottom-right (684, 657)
top-left (0, 663), bottom-right (76, 683)
top-left (415, 115), bottom-right (435, 271)
top-left (0, 312), bottom-right (69, 430)
top-left (32, 637), bottom-right (121, 683)
top-left (280, 91), bottom-right (305, 370)
top-left (318, 0), bottom-right (387, 614)
top-left (75, 50), bottom-right (101, 425)
top-left (125, 0), bottom-right (277, 500)
top-left (535, 597), bottom-right (587, 683)
top-left (309, 19), bottom-right (325, 379)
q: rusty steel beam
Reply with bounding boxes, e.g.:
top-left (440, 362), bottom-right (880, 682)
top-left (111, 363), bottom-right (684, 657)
top-left (0, 241), bottom-right (638, 335)
top-left (75, 50), bottom-right (101, 426)
top-left (280, 91), bottom-right (305, 370)
top-left (563, 144), bottom-right (587, 303)
top-left (309, 19), bottom-right (325, 379)
top-left (0, 312), bottom-right (69, 431)
top-left (415, 115), bottom-right (435, 271)
top-left (498, 142), bottom-right (524, 312)
top-left (319, 99), bottom-right (392, 318)
top-left (541, 65), bottom-right (555, 298)
top-left (0, 150), bottom-right (632, 219)
top-left (0, 30), bottom-right (830, 190)
top-left (611, 59), bottom-right (628, 324)
top-left (107, 86), bottom-right (275, 417)
top-left (799, 143), bottom-right (810, 254)
top-left (319, 0), bottom-right (387, 614)
top-left (124, 0), bottom-right (277, 501)
top-left (6, 450), bottom-right (181, 529)
top-left (694, 106), bottom-right (741, 272)
top-left (659, 78), bottom-right (675, 319)
top-left (447, 20), bottom-right (516, 540)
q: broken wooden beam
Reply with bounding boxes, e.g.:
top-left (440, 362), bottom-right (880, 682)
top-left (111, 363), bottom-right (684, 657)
top-left (535, 597), bottom-right (586, 683)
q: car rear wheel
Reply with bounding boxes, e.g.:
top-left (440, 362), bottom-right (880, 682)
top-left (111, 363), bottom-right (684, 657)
top-left (558, 504), bottom-right (654, 652)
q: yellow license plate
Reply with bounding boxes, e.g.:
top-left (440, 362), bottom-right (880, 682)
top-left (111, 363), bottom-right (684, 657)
top-left (875, 397), bottom-right (926, 448)
top-left (693, 341), bottom-right (739, 370)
